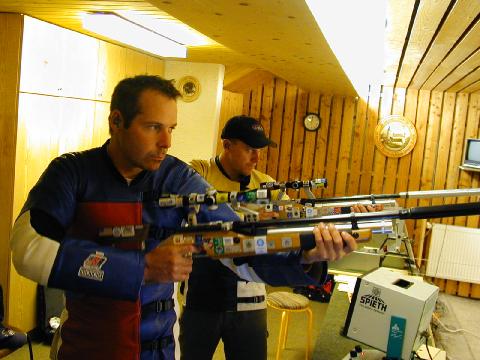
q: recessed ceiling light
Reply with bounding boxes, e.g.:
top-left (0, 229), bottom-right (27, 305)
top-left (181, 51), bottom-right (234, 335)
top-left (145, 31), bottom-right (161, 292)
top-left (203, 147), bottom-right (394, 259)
top-left (81, 11), bottom-right (187, 58)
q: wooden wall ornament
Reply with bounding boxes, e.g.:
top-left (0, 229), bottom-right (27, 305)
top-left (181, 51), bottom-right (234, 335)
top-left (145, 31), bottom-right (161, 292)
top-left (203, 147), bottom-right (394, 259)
top-left (374, 115), bottom-right (417, 158)
top-left (177, 76), bottom-right (201, 102)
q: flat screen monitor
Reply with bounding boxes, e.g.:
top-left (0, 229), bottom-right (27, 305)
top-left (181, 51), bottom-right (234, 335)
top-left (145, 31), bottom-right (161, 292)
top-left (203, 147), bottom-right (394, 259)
top-left (463, 138), bottom-right (480, 168)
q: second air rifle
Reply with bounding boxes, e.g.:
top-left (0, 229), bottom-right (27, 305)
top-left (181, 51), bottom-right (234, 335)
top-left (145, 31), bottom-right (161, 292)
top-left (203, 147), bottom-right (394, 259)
top-left (169, 201), bottom-right (480, 259)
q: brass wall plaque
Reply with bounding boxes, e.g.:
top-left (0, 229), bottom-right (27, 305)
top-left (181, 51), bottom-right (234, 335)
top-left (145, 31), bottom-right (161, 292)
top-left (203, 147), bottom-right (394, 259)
top-left (177, 76), bottom-right (201, 102)
top-left (374, 115), bottom-right (417, 158)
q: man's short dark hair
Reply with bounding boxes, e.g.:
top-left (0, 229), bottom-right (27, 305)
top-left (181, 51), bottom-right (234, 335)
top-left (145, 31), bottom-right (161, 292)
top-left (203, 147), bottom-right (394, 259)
top-left (110, 75), bottom-right (181, 128)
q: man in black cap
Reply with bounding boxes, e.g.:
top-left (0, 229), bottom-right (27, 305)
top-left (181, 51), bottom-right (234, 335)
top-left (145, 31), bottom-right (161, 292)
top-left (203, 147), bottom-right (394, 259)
top-left (179, 115), bottom-right (286, 360)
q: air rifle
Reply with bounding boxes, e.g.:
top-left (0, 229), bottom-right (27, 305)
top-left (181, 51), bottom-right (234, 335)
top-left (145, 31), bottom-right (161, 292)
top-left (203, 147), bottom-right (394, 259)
top-left (157, 188), bottom-right (480, 220)
top-left (158, 178), bottom-right (327, 209)
top-left (169, 201), bottom-right (480, 259)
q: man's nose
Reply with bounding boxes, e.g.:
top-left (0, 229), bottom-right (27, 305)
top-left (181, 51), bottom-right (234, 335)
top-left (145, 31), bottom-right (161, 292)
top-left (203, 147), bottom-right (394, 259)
top-left (157, 129), bottom-right (171, 148)
top-left (252, 149), bottom-right (260, 161)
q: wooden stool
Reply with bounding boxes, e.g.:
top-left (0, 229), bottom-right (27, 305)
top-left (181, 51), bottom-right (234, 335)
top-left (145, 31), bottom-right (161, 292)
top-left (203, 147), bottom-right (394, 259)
top-left (267, 291), bottom-right (313, 360)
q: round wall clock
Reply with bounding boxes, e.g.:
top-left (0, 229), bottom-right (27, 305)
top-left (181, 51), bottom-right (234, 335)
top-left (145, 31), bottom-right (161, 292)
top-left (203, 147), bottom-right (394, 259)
top-left (303, 113), bottom-right (321, 131)
top-left (374, 115), bottom-right (417, 157)
top-left (177, 76), bottom-right (201, 102)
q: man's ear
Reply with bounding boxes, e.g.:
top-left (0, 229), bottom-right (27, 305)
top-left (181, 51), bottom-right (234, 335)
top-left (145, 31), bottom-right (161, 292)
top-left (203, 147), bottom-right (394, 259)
top-left (222, 139), bottom-right (231, 150)
top-left (109, 110), bottom-right (123, 129)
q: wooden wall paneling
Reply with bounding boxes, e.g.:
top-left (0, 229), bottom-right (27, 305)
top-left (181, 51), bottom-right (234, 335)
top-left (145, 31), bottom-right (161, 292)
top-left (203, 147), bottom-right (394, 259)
top-left (248, 83), bottom-right (262, 120)
top-left (322, 96), bottom-right (343, 197)
top-left (383, 88), bottom-right (406, 194)
top-left (407, 90), bottom-right (430, 208)
top-left (276, 83), bottom-right (297, 182)
top-left (471, 284), bottom-right (480, 299)
top-left (266, 79), bottom-right (286, 179)
top-left (419, 91), bottom-right (443, 203)
top-left (395, 89), bottom-right (418, 239)
top-left (442, 93), bottom-right (468, 225)
top-left (257, 79), bottom-right (274, 174)
top-left (370, 87), bottom-right (393, 194)
top-left (125, 48), bottom-right (148, 77)
top-left (93, 102), bottom-right (111, 148)
top-left (301, 92), bottom-right (320, 181)
top-left (10, 93), bottom-right (64, 330)
top-left (216, 90), bottom-right (244, 154)
top-left (433, 278), bottom-right (446, 292)
top-left (396, 89), bottom-right (418, 209)
top-left (0, 13), bottom-right (23, 326)
top-left (288, 89), bottom-right (307, 189)
top-left (416, 91), bottom-right (443, 260)
top-left (19, 94), bottom-right (62, 190)
top-left (431, 92), bottom-right (456, 208)
top-left (457, 282), bottom-right (471, 298)
top-left (58, 98), bottom-right (96, 153)
top-left (410, 90), bottom-right (431, 257)
top-left (58, 28), bottom-right (99, 99)
top-left (359, 85), bottom-right (380, 194)
top-left (313, 94), bottom-right (332, 198)
top-left (19, 16), bottom-right (63, 95)
top-left (335, 96), bottom-right (355, 196)
top-left (445, 280), bottom-right (458, 295)
top-left (464, 93), bottom-right (480, 228)
top-left (409, 0), bottom-right (480, 88)
top-left (349, 97), bottom-right (367, 196)
top-left (146, 56), bottom-right (165, 76)
top-left (95, 42), bottom-right (126, 101)
top-left (466, 173), bottom-right (480, 228)
top-left (455, 93), bottom-right (480, 226)
top-left (242, 90), bottom-right (251, 116)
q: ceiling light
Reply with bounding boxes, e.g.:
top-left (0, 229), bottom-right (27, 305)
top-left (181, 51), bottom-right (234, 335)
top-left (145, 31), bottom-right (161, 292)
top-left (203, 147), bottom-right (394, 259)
top-left (305, 0), bottom-right (386, 98)
top-left (116, 10), bottom-right (213, 46)
top-left (81, 12), bottom-right (187, 58)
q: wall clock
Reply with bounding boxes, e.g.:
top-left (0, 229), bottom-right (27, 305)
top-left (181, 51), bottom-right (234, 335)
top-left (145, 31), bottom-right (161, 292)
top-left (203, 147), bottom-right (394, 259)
top-left (177, 76), bottom-right (201, 102)
top-left (303, 113), bottom-right (321, 131)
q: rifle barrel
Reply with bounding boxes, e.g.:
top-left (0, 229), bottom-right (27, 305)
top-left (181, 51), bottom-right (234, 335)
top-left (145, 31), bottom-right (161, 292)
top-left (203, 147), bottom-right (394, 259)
top-left (300, 188), bottom-right (480, 204)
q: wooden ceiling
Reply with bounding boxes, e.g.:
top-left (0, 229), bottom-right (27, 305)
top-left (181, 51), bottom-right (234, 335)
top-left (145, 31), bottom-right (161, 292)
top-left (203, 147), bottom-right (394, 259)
top-left (1, 0), bottom-right (479, 95)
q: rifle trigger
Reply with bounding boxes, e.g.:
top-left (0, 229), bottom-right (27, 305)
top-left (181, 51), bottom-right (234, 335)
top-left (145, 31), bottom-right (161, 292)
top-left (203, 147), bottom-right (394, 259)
top-left (350, 213), bottom-right (359, 230)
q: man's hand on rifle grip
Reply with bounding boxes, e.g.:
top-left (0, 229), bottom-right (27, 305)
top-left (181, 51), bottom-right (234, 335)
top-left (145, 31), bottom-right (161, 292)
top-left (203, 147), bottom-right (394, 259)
top-left (302, 222), bottom-right (357, 263)
top-left (144, 241), bottom-right (199, 283)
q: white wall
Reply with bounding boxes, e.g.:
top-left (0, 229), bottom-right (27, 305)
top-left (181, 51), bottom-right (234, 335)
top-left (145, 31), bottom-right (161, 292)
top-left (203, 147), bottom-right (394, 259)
top-left (164, 61), bottom-right (225, 163)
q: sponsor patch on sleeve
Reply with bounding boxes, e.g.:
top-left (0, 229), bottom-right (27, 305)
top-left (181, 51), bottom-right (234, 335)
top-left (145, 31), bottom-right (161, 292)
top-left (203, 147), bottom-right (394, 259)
top-left (78, 251), bottom-right (107, 281)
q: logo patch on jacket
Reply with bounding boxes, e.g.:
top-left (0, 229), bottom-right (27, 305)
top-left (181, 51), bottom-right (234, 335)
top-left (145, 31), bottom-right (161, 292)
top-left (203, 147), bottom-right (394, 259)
top-left (78, 251), bottom-right (107, 281)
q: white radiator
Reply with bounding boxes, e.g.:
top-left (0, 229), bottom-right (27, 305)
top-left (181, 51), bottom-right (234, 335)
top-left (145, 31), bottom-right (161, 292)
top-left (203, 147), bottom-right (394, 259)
top-left (426, 223), bottom-right (480, 284)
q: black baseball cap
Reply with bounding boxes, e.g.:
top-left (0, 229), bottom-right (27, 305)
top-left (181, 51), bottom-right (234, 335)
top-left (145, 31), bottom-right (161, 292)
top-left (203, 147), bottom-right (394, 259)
top-left (221, 116), bottom-right (277, 149)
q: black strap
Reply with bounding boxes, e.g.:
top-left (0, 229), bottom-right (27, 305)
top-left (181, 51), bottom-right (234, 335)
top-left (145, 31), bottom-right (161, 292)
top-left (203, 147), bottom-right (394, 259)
top-left (142, 298), bottom-right (175, 313)
top-left (141, 335), bottom-right (174, 351)
top-left (214, 156), bottom-right (251, 190)
top-left (237, 295), bottom-right (265, 304)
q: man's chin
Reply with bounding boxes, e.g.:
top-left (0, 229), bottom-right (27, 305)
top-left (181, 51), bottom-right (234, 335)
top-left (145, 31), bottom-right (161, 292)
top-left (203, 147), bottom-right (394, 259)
top-left (145, 160), bottom-right (163, 171)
